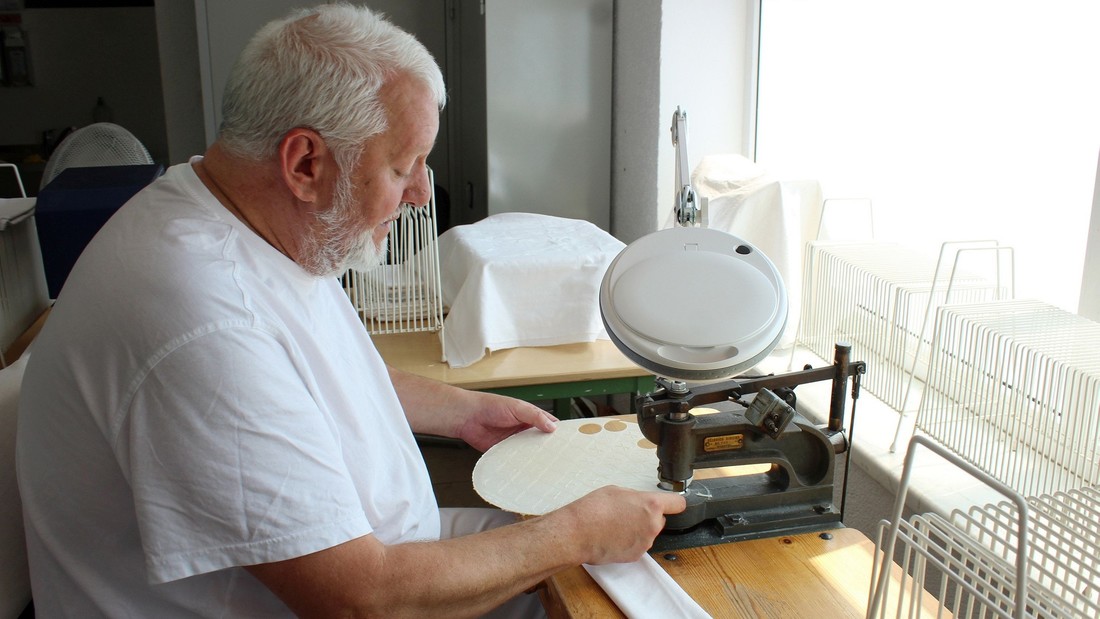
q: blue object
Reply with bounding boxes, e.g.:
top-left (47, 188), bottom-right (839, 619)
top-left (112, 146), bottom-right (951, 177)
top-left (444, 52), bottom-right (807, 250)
top-left (34, 164), bottom-right (163, 298)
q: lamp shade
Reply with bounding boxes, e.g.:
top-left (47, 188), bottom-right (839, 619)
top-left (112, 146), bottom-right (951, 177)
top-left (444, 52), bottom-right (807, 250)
top-left (599, 227), bottom-right (787, 381)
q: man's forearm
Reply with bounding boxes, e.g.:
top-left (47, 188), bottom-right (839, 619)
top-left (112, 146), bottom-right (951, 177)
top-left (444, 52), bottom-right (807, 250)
top-left (387, 365), bottom-right (472, 438)
top-left (248, 501), bottom-right (587, 618)
top-left (375, 510), bottom-right (581, 617)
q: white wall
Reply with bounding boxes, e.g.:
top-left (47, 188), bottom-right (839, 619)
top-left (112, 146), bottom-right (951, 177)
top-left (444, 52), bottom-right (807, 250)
top-left (612, 0), bottom-right (756, 244)
top-left (485, 0), bottom-right (613, 229)
top-left (658, 0), bottom-right (755, 228)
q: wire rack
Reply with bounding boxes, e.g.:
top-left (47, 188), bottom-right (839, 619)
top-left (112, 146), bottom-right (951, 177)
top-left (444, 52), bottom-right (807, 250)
top-left (341, 172), bottom-right (445, 358)
top-left (868, 435), bottom-right (1100, 619)
top-left (796, 240), bottom-right (1012, 413)
top-left (1, 169), bottom-right (49, 368)
top-left (914, 300), bottom-right (1100, 498)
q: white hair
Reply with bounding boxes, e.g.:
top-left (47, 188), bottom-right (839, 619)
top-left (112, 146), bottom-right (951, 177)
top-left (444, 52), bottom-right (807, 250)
top-left (218, 2), bottom-right (446, 174)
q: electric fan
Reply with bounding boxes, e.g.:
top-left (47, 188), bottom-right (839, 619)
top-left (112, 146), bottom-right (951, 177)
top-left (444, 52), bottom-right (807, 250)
top-left (40, 123), bottom-right (154, 189)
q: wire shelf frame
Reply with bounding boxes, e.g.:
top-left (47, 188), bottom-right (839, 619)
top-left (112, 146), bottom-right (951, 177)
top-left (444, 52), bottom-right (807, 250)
top-left (914, 300), bottom-right (1100, 498)
top-left (868, 435), bottom-right (1099, 619)
top-left (795, 240), bottom-right (1012, 416)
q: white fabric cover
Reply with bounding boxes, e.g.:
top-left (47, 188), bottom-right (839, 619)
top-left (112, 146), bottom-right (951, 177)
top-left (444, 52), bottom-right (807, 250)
top-left (0, 356), bottom-right (30, 619)
top-left (583, 555), bottom-right (711, 618)
top-left (438, 213), bottom-right (625, 368)
top-left (16, 160), bottom-right (438, 617)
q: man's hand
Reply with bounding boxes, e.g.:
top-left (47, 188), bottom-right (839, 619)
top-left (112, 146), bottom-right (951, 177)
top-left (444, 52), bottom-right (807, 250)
top-left (454, 392), bottom-right (558, 451)
top-left (552, 485), bottom-right (688, 565)
top-left (388, 366), bottom-right (557, 449)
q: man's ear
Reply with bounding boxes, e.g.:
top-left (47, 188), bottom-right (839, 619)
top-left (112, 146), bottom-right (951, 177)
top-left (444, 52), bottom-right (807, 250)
top-left (278, 128), bottom-right (332, 203)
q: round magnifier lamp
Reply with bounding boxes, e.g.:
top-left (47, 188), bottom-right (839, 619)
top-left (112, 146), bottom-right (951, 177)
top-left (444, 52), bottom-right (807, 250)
top-left (599, 227), bottom-right (787, 381)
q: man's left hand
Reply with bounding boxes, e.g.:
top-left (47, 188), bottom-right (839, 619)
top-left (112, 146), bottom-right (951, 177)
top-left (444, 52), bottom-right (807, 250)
top-left (455, 393), bottom-right (557, 451)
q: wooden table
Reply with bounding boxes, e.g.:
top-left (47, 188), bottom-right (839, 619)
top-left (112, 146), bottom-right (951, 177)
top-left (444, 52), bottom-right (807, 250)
top-left (372, 331), bottom-right (654, 417)
top-left (540, 526), bottom-right (939, 618)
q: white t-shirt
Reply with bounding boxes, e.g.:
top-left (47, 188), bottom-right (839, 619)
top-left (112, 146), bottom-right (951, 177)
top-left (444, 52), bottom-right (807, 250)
top-left (16, 159), bottom-right (440, 616)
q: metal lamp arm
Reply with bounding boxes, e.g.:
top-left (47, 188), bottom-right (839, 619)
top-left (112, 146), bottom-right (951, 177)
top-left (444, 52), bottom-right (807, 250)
top-left (671, 107), bottom-right (700, 227)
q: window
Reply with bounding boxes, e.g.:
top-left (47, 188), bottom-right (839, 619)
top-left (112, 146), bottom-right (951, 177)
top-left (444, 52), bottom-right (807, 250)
top-left (755, 0), bottom-right (1100, 312)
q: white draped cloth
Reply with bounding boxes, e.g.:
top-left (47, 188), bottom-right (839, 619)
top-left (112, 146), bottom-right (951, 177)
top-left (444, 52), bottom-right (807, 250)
top-left (438, 213), bottom-right (625, 368)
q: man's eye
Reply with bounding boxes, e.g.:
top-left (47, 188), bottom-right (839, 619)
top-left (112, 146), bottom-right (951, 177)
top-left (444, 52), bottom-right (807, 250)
top-left (396, 160), bottom-right (425, 179)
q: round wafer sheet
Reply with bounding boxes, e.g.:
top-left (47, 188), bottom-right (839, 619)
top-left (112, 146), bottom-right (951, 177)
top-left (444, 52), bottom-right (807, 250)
top-left (473, 417), bottom-right (661, 515)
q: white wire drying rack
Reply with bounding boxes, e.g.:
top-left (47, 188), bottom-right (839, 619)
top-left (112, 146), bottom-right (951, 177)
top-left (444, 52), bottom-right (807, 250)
top-left (341, 170), bottom-right (445, 360)
top-left (913, 300), bottom-right (1100, 498)
top-left (0, 165), bottom-right (49, 368)
top-left (795, 240), bottom-right (1013, 415)
top-left (868, 435), bottom-right (1099, 619)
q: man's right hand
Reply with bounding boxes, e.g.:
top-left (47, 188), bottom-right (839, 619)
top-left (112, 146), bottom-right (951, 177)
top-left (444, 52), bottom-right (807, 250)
top-left (552, 485), bottom-right (687, 565)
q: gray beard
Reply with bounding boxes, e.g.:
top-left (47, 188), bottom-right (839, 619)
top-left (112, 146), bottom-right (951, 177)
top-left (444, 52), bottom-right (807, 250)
top-left (298, 174), bottom-right (387, 277)
top-left (341, 230), bottom-right (388, 273)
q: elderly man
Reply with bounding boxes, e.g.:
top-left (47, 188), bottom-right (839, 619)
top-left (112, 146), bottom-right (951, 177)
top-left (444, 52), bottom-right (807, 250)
top-left (16, 4), bottom-right (684, 618)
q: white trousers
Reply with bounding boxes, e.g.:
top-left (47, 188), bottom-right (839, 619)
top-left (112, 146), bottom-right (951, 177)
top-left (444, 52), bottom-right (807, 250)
top-left (439, 508), bottom-right (548, 619)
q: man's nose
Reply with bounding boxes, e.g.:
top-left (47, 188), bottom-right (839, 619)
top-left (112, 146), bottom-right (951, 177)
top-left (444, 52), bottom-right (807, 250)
top-left (405, 166), bottom-right (432, 208)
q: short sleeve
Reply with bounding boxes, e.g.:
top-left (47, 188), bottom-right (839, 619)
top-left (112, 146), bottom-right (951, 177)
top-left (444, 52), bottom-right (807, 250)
top-left (120, 324), bottom-right (371, 584)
